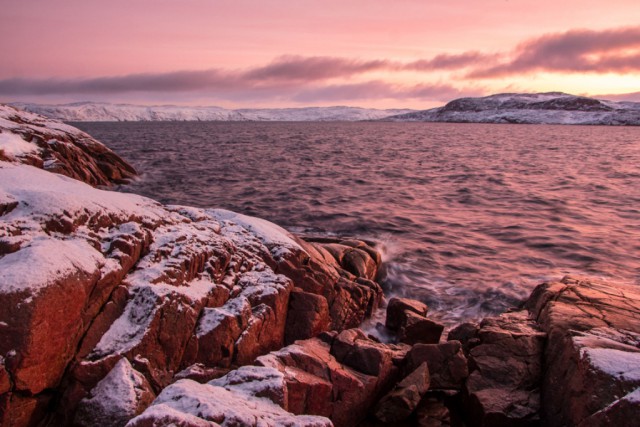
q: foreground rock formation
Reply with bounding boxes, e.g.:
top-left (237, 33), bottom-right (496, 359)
top-left (2, 106), bottom-right (640, 426)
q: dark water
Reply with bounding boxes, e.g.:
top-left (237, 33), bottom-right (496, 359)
top-left (74, 121), bottom-right (640, 324)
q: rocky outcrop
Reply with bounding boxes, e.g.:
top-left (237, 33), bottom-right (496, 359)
top-left (0, 108), bottom-right (385, 427)
top-left (526, 276), bottom-right (640, 427)
top-left (0, 104), bottom-right (136, 186)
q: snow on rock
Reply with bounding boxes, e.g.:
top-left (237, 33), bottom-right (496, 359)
top-left (10, 101), bottom-right (415, 122)
top-left (208, 209), bottom-right (304, 260)
top-left (74, 358), bottom-right (155, 427)
top-left (387, 92), bottom-right (640, 125)
top-left (0, 104), bottom-right (137, 185)
top-left (526, 276), bottom-right (640, 426)
top-left (127, 378), bottom-right (332, 427)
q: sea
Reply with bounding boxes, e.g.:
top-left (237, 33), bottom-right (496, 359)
top-left (73, 121), bottom-right (640, 325)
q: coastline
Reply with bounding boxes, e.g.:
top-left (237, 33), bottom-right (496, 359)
top-left (1, 105), bottom-right (639, 426)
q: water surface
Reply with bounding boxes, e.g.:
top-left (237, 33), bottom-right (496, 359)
top-left (74, 121), bottom-right (640, 324)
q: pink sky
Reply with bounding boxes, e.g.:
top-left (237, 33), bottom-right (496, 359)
top-left (1, 0), bottom-right (640, 108)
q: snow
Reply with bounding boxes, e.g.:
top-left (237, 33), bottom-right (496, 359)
top-left (209, 209), bottom-right (303, 259)
top-left (0, 163), bottom-right (167, 224)
top-left (0, 237), bottom-right (103, 295)
top-left (131, 378), bottom-right (332, 427)
top-left (580, 346), bottom-right (640, 382)
top-left (80, 358), bottom-right (147, 415)
top-left (0, 131), bottom-right (38, 159)
top-left (196, 297), bottom-right (251, 337)
top-left (10, 101), bottom-right (415, 122)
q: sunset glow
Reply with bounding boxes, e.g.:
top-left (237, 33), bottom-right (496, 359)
top-left (1, 0), bottom-right (640, 108)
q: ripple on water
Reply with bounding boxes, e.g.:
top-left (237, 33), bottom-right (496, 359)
top-left (74, 121), bottom-right (640, 325)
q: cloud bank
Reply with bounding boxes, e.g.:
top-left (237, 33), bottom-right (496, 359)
top-left (1, 26), bottom-right (639, 105)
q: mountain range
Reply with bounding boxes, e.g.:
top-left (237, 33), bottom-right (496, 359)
top-left (8, 93), bottom-right (640, 124)
top-left (386, 92), bottom-right (640, 125)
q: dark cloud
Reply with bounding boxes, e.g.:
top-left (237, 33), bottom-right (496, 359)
top-left (292, 81), bottom-right (482, 103)
top-left (469, 26), bottom-right (640, 78)
top-left (407, 52), bottom-right (500, 71)
top-left (242, 55), bottom-right (392, 81)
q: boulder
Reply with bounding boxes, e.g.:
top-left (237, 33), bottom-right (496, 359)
top-left (446, 322), bottom-right (480, 355)
top-left (398, 311), bottom-right (444, 345)
top-left (415, 394), bottom-right (453, 427)
top-left (526, 276), bottom-right (640, 426)
top-left (405, 341), bottom-right (468, 389)
top-left (74, 358), bottom-right (155, 427)
top-left (386, 297), bottom-right (429, 331)
top-left (284, 288), bottom-right (331, 344)
top-left (464, 311), bottom-right (545, 426)
top-left (374, 362), bottom-right (430, 423)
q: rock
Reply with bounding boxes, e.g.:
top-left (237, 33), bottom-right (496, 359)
top-left (526, 276), bottom-right (640, 426)
top-left (446, 322), bottom-right (480, 354)
top-left (405, 341), bottom-right (468, 389)
top-left (331, 329), bottom-right (394, 376)
top-left (0, 105), bottom-right (136, 186)
top-left (127, 376), bottom-right (332, 427)
top-left (398, 311), bottom-right (444, 345)
top-left (415, 394), bottom-right (453, 427)
top-left (374, 362), bottom-right (430, 423)
top-left (330, 278), bottom-right (383, 330)
top-left (173, 364), bottom-right (230, 384)
top-left (284, 288), bottom-right (331, 344)
top-left (386, 297), bottom-right (429, 331)
top-left (341, 247), bottom-right (378, 280)
top-left (74, 358), bottom-right (155, 427)
top-left (464, 311), bottom-right (545, 426)
top-left (256, 334), bottom-right (405, 427)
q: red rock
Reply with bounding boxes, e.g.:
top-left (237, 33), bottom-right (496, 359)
top-left (331, 329), bottom-right (394, 377)
top-left (527, 276), bottom-right (640, 426)
top-left (374, 362), bottom-right (430, 423)
top-left (386, 297), bottom-right (429, 330)
top-left (446, 322), bottom-right (480, 354)
top-left (464, 311), bottom-right (545, 426)
top-left (398, 311), bottom-right (444, 345)
top-left (284, 288), bottom-right (331, 344)
top-left (405, 341), bottom-right (468, 389)
top-left (341, 248), bottom-right (378, 280)
top-left (173, 364), bottom-right (230, 384)
top-left (73, 358), bottom-right (155, 427)
top-left (415, 394), bottom-right (453, 427)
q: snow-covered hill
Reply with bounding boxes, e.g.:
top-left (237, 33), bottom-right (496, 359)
top-left (386, 92), bottom-right (640, 125)
top-left (8, 102), bottom-right (415, 122)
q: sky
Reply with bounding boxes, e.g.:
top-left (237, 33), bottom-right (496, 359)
top-left (1, 0), bottom-right (640, 109)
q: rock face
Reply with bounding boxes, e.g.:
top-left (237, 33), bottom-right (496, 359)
top-left (0, 108), bottom-right (384, 426)
top-left (0, 104), bottom-right (136, 186)
top-left (526, 277), bottom-right (640, 427)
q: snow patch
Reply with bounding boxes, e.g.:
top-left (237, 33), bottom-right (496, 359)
top-left (0, 131), bottom-right (38, 158)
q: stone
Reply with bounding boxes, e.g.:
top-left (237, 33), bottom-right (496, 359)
top-left (446, 322), bottom-right (480, 354)
top-left (398, 311), bottom-right (444, 345)
top-left (386, 297), bottom-right (429, 331)
top-left (405, 341), bottom-right (468, 389)
top-left (173, 364), bottom-right (230, 384)
top-left (526, 276), bottom-right (640, 426)
top-left (284, 288), bottom-right (331, 344)
top-left (416, 394), bottom-right (452, 427)
top-left (374, 362), bottom-right (431, 423)
top-left (464, 311), bottom-right (545, 426)
top-left (331, 329), bottom-right (394, 377)
top-left (73, 358), bottom-right (155, 427)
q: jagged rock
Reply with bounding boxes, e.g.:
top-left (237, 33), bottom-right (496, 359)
top-left (464, 310), bottom-right (545, 426)
top-left (447, 322), bottom-right (480, 354)
top-left (0, 104), bottom-right (136, 186)
top-left (285, 288), bottom-right (331, 344)
top-left (398, 311), bottom-right (444, 345)
top-left (526, 276), bottom-right (640, 426)
top-left (173, 364), bottom-right (230, 384)
top-left (374, 363), bottom-right (430, 423)
top-left (405, 341), bottom-right (468, 389)
top-left (256, 333), bottom-right (405, 427)
top-left (74, 358), bottom-right (155, 427)
top-left (127, 370), bottom-right (332, 427)
top-left (330, 329), bottom-right (394, 376)
top-left (416, 394), bottom-right (453, 427)
top-left (386, 297), bottom-right (429, 330)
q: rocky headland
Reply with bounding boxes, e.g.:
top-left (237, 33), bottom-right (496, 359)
top-left (1, 105), bottom-right (639, 426)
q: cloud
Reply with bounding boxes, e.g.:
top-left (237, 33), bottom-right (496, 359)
top-left (292, 81), bottom-right (482, 103)
top-left (242, 55), bottom-right (392, 81)
top-left (469, 26), bottom-right (640, 78)
top-left (594, 91), bottom-right (640, 102)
